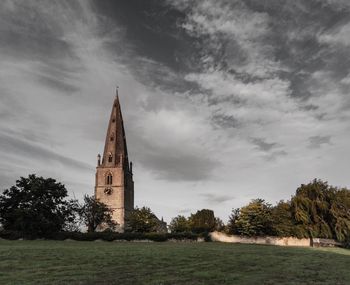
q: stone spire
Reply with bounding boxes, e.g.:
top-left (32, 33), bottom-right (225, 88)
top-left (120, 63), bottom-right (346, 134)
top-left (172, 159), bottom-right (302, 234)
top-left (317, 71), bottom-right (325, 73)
top-left (100, 89), bottom-right (129, 170)
top-left (95, 88), bottom-right (134, 232)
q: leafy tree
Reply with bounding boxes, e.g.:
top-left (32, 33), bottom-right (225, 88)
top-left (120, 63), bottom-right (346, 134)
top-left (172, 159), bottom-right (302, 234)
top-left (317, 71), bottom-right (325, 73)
top-left (291, 179), bottom-right (350, 241)
top-left (169, 215), bottom-right (190, 233)
top-left (125, 206), bottom-right (159, 233)
top-left (329, 188), bottom-right (350, 241)
top-left (78, 195), bottom-right (116, 232)
top-left (188, 209), bottom-right (216, 233)
top-left (227, 208), bottom-right (240, 234)
top-left (233, 199), bottom-right (273, 236)
top-left (0, 174), bottom-right (76, 237)
top-left (291, 179), bottom-right (333, 239)
top-left (270, 200), bottom-right (297, 237)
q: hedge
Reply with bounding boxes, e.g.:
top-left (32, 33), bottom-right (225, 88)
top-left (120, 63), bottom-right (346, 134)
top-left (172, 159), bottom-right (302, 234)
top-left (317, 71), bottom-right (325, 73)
top-left (0, 230), bottom-right (208, 242)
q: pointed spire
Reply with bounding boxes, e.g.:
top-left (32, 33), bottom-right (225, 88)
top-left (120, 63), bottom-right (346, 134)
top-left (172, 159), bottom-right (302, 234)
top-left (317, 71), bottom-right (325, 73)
top-left (100, 89), bottom-right (129, 170)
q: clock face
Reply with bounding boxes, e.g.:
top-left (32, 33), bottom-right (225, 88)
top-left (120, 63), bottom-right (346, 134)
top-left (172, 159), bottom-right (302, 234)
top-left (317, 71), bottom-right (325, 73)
top-left (104, 187), bottom-right (113, 195)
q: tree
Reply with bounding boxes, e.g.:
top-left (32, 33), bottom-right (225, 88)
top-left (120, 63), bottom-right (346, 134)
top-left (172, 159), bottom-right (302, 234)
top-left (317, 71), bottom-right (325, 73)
top-left (329, 188), bottom-right (350, 241)
top-left (291, 179), bottom-right (350, 241)
top-left (188, 209), bottom-right (216, 233)
top-left (0, 174), bottom-right (76, 237)
top-left (125, 206), bottom-right (159, 233)
top-left (270, 200), bottom-right (296, 237)
top-left (169, 215), bottom-right (190, 233)
top-left (291, 179), bottom-right (333, 239)
top-left (233, 199), bottom-right (273, 236)
top-left (78, 195), bottom-right (116, 232)
top-left (227, 208), bottom-right (240, 234)
top-left (214, 217), bottom-right (225, 232)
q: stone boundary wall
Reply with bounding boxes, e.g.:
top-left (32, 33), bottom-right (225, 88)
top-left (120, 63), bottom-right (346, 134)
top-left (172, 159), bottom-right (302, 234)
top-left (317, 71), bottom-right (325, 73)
top-left (210, 231), bottom-right (311, 247)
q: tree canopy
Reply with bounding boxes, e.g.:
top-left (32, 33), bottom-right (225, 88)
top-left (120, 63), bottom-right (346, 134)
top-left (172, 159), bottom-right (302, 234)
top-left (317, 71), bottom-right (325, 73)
top-left (0, 174), bottom-right (76, 237)
top-left (228, 179), bottom-right (350, 241)
top-left (230, 199), bottom-right (273, 236)
top-left (78, 195), bottom-right (116, 232)
top-left (291, 179), bottom-right (350, 241)
top-left (169, 215), bottom-right (190, 233)
top-left (188, 209), bottom-right (216, 233)
top-left (125, 206), bottom-right (160, 233)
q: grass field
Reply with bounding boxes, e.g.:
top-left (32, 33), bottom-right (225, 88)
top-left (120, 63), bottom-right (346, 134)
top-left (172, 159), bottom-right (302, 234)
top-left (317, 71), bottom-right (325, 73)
top-left (0, 240), bottom-right (349, 285)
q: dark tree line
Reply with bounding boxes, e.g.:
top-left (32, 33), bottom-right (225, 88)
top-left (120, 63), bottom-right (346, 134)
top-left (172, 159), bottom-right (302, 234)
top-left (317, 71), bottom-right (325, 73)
top-left (0, 175), bottom-right (349, 242)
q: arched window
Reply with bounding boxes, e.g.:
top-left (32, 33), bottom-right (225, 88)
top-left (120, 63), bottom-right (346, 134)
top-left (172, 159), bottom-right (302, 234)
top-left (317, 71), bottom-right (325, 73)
top-left (106, 173), bottom-right (113, 185)
top-left (108, 153), bottom-right (113, 163)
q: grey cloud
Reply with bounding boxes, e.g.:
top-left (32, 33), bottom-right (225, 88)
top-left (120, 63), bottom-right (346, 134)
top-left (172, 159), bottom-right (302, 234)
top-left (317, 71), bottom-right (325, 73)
top-left (208, 95), bottom-right (245, 107)
top-left (211, 114), bottom-right (240, 129)
top-left (302, 104), bottom-right (319, 111)
top-left (266, 150), bottom-right (288, 161)
top-left (308, 135), bottom-right (332, 149)
top-left (200, 193), bottom-right (235, 204)
top-left (38, 75), bottom-right (79, 94)
top-left (137, 150), bottom-right (218, 181)
top-left (129, 129), bottom-right (219, 181)
top-left (0, 167), bottom-right (18, 191)
top-left (0, 133), bottom-right (93, 171)
top-left (0, 2), bottom-right (76, 62)
top-left (251, 138), bottom-right (278, 152)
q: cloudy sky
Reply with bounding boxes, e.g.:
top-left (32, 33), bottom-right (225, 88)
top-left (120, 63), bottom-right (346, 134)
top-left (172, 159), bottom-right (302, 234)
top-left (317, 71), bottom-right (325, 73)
top-left (1, 0), bottom-right (350, 222)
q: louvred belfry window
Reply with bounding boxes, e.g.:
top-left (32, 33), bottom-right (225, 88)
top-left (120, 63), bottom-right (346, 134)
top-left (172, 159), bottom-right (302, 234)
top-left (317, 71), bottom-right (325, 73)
top-left (106, 173), bottom-right (113, 185)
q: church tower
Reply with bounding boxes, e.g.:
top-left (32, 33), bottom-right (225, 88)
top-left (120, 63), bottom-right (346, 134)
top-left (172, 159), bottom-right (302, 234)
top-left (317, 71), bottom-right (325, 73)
top-left (95, 89), bottom-right (134, 232)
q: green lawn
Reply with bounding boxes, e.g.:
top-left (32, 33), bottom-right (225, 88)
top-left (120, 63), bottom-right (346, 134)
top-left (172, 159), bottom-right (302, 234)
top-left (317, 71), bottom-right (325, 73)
top-left (0, 240), bottom-right (349, 285)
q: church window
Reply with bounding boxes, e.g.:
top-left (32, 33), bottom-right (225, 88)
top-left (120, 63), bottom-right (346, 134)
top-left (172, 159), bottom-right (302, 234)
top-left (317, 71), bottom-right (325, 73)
top-left (106, 173), bottom-right (113, 185)
top-left (112, 118), bottom-right (116, 123)
top-left (108, 153), bottom-right (113, 162)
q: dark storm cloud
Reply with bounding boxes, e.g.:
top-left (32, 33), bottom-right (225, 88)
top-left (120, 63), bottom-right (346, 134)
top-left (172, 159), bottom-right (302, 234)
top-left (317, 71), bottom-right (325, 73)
top-left (308, 136), bottom-right (332, 149)
top-left (91, 0), bottom-right (202, 94)
top-left (92, 0), bottom-right (188, 70)
top-left (1, 133), bottom-right (92, 171)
